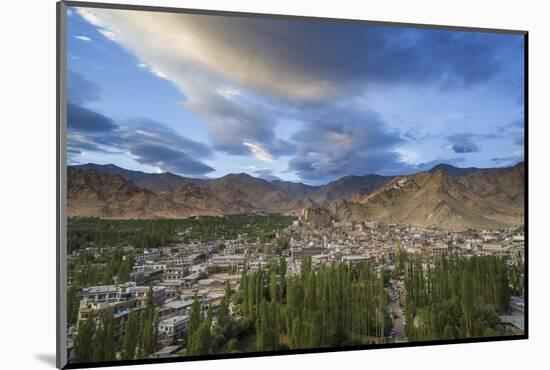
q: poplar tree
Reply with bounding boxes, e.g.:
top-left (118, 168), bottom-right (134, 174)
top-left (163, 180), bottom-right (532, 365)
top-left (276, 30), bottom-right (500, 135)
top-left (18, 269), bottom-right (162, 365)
top-left (91, 309), bottom-right (115, 362)
top-left (186, 294), bottom-right (203, 353)
top-left (139, 285), bottom-right (158, 358)
top-left (74, 318), bottom-right (95, 363)
top-left (122, 311), bottom-right (140, 360)
top-left (187, 320), bottom-right (212, 356)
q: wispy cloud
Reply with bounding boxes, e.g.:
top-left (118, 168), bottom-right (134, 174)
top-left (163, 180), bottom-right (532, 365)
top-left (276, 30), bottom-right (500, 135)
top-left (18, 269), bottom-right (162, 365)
top-left (74, 35), bottom-right (92, 42)
top-left (243, 142), bottom-right (274, 162)
top-left (66, 71), bottom-right (215, 176)
top-left (67, 109), bottom-right (216, 176)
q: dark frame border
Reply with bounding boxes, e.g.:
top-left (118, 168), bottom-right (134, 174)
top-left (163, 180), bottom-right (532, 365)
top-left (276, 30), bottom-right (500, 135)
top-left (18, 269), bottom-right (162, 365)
top-left (56, 1), bottom-right (529, 369)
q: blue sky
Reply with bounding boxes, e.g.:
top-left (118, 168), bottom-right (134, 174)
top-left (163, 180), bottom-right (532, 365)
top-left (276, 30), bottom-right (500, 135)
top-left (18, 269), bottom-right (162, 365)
top-left (66, 6), bottom-right (525, 185)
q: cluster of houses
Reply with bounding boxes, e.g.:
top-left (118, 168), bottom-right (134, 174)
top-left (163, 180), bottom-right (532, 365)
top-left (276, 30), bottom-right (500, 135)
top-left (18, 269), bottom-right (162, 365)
top-left (69, 216), bottom-right (525, 360)
top-left (286, 217), bottom-right (525, 270)
top-left (69, 241), bottom-right (240, 360)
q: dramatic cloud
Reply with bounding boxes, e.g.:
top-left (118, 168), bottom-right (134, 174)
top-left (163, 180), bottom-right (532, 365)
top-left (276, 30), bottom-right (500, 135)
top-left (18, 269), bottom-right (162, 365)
top-left (67, 71), bottom-right (120, 156)
top-left (185, 87), bottom-right (296, 157)
top-left (122, 120), bottom-right (213, 158)
top-left (69, 7), bottom-right (524, 182)
top-left (129, 144), bottom-right (214, 175)
top-left (66, 126), bottom-right (107, 156)
top-left (119, 120), bottom-right (215, 175)
top-left (67, 114), bottom-right (216, 176)
top-left (67, 102), bottom-right (117, 132)
top-left (66, 79), bottom-right (215, 175)
top-left (76, 8), bottom-right (521, 168)
top-left (76, 8), bottom-right (299, 159)
top-left (66, 66), bottom-right (215, 175)
top-left (288, 108), bottom-right (405, 182)
top-left (77, 8), bottom-right (521, 101)
top-left (444, 133), bottom-right (481, 153)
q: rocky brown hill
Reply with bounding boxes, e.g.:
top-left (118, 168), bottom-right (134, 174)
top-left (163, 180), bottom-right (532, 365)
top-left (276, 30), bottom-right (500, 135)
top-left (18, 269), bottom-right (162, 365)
top-left (67, 168), bottom-right (193, 218)
top-left (310, 174), bottom-right (393, 204)
top-left (73, 163), bottom-right (205, 192)
top-left (270, 179), bottom-right (319, 198)
top-left (68, 162), bottom-right (524, 229)
top-left (427, 163), bottom-right (481, 176)
top-left (133, 172), bottom-right (206, 193)
top-left (328, 162), bottom-right (524, 230)
top-left (68, 168), bottom-right (316, 218)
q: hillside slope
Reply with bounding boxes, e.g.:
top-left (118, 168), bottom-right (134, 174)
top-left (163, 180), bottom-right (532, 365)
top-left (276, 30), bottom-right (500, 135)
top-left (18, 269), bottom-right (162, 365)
top-left (328, 163), bottom-right (524, 230)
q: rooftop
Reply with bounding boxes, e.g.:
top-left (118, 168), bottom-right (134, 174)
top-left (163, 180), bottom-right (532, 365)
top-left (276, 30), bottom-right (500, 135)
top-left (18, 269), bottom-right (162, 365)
top-left (162, 300), bottom-right (192, 309)
top-left (160, 315), bottom-right (189, 324)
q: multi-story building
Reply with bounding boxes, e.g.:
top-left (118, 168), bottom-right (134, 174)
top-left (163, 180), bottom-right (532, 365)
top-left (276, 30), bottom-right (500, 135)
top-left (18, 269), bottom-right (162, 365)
top-left (158, 315), bottom-right (188, 340)
top-left (134, 249), bottom-right (161, 263)
top-left (77, 298), bottom-right (142, 347)
top-left (163, 266), bottom-right (188, 285)
top-left (291, 246), bottom-right (327, 260)
top-left (79, 283), bottom-right (166, 307)
top-left (209, 254), bottom-right (246, 272)
top-left (159, 300), bottom-right (193, 319)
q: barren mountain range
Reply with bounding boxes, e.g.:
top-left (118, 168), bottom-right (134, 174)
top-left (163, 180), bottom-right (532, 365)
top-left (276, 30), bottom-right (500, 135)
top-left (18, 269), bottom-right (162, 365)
top-left (68, 162), bottom-right (525, 229)
top-left (328, 162), bottom-right (524, 230)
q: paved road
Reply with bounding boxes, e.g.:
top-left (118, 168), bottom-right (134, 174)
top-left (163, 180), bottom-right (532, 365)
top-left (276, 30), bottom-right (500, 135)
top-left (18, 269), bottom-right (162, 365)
top-left (387, 281), bottom-right (406, 343)
top-left (389, 298), bottom-right (405, 342)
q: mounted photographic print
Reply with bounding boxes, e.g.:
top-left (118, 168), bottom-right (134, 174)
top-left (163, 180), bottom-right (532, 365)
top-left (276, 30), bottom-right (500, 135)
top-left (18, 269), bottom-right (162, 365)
top-left (56, 1), bottom-right (527, 368)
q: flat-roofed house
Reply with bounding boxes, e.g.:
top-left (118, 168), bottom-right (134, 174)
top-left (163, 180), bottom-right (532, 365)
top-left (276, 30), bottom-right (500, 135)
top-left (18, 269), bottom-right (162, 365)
top-left (158, 315), bottom-right (188, 340)
top-left (77, 298), bottom-right (142, 347)
top-left (79, 283), bottom-right (166, 307)
top-left (159, 300), bottom-right (193, 319)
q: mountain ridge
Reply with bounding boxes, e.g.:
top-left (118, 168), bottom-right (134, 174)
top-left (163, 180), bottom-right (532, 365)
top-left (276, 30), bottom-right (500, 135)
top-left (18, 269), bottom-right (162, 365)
top-left (427, 163), bottom-right (482, 176)
top-left (73, 163), bottom-right (206, 193)
top-left (72, 161), bottom-right (522, 191)
top-left (327, 162), bottom-right (524, 230)
top-left (68, 162), bottom-right (525, 229)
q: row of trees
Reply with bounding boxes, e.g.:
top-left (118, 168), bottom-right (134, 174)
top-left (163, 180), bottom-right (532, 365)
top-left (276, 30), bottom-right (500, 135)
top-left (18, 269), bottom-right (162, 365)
top-left (239, 258), bottom-right (392, 351)
top-left (68, 248), bottom-right (135, 289)
top-left (178, 214), bottom-right (295, 243)
top-left (183, 258), bottom-right (392, 357)
top-left (404, 254), bottom-right (511, 340)
top-left (68, 217), bottom-right (181, 253)
top-left (73, 286), bottom-right (160, 363)
top-left (68, 215), bottom-right (296, 254)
